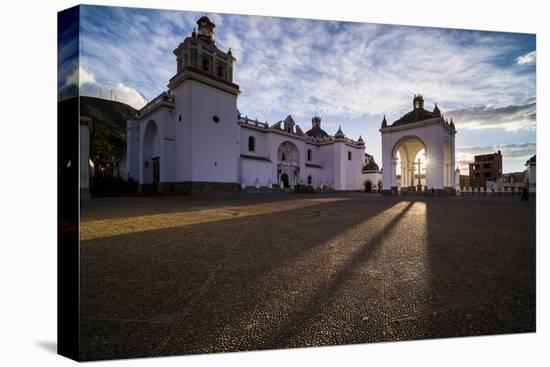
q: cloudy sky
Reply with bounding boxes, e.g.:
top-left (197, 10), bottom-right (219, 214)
top-left (59, 5), bottom-right (536, 173)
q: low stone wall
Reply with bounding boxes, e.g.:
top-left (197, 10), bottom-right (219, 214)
top-left (381, 186), bottom-right (456, 197)
top-left (242, 185), bottom-right (336, 195)
top-left (458, 188), bottom-right (523, 196)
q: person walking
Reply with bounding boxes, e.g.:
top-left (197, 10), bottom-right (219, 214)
top-left (521, 187), bottom-right (529, 201)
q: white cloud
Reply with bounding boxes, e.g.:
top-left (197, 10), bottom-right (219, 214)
top-left (516, 51), bottom-right (536, 65)
top-left (448, 103), bottom-right (536, 131)
top-left (64, 66), bottom-right (96, 87)
top-left (74, 66), bottom-right (147, 109)
top-left (213, 17), bottom-right (535, 124)
top-left (79, 8), bottom-right (536, 129)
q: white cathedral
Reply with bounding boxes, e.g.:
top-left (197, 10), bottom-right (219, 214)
top-left (126, 16), bottom-right (365, 193)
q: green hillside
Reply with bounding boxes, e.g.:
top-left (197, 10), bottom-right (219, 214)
top-left (80, 96), bottom-right (137, 165)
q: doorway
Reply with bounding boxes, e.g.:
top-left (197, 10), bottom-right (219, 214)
top-left (281, 173), bottom-right (290, 188)
top-left (152, 157), bottom-right (160, 191)
top-left (365, 180), bottom-right (372, 193)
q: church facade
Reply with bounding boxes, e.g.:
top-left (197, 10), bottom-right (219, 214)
top-left (126, 16), bottom-right (365, 193)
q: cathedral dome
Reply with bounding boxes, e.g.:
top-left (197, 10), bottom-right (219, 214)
top-left (305, 127), bottom-right (330, 139)
top-left (305, 116), bottom-right (330, 139)
top-left (391, 95), bottom-right (440, 126)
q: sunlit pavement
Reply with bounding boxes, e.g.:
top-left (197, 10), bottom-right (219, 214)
top-left (79, 193), bottom-right (535, 361)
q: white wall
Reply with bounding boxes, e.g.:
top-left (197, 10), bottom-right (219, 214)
top-left (332, 142), bottom-right (364, 190)
top-left (240, 128), bottom-right (269, 158)
top-left (172, 80), bottom-right (239, 183)
top-left (241, 159), bottom-right (273, 187)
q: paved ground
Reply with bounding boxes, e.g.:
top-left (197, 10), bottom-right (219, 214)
top-left (79, 193), bottom-right (536, 361)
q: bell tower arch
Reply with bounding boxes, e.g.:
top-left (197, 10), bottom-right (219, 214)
top-left (380, 95), bottom-right (456, 195)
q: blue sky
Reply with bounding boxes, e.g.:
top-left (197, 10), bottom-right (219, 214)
top-left (60, 5), bottom-right (536, 173)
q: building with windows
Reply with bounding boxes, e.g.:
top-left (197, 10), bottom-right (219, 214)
top-left (468, 151), bottom-right (502, 188)
top-left (126, 16), bottom-right (365, 193)
top-left (458, 174), bottom-right (470, 191)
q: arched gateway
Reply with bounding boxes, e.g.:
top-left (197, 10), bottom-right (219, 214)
top-left (380, 95), bottom-right (456, 195)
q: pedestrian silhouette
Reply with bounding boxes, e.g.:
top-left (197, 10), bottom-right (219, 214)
top-left (521, 187), bottom-right (529, 201)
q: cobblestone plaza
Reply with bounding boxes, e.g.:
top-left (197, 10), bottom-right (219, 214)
top-left (80, 193), bottom-right (535, 360)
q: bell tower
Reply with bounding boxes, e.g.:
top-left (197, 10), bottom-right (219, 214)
top-left (171, 16), bottom-right (236, 84)
top-left (168, 16), bottom-right (241, 185)
top-left (312, 116), bottom-right (321, 128)
top-left (413, 94), bottom-right (424, 110)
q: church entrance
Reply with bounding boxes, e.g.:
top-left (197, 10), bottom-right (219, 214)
top-left (152, 157), bottom-right (160, 191)
top-left (143, 119), bottom-right (160, 189)
top-left (277, 141), bottom-right (300, 189)
top-left (280, 173), bottom-right (290, 188)
top-left (365, 180), bottom-right (372, 192)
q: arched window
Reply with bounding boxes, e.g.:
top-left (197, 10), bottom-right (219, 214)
top-left (248, 136), bottom-right (255, 152)
top-left (217, 65), bottom-right (225, 78)
top-left (202, 58), bottom-right (210, 72)
top-left (307, 149), bottom-right (312, 161)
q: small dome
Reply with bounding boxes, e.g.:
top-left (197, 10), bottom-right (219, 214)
top-left (197, 16), bottom-right (215, 27)
top-left (196, 16), bottom-right (216, 44)
top-left (363, 161), bottom-right (379, 171)
top-left (334, 126), bottom-right (345, 138)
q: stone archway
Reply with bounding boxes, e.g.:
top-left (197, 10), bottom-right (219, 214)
top-left (391, 135), bottom-right (427, 192)
top-left (142, 120), bottom-right (160, 185)
top-left (277, 141), bottom-right (300, 188)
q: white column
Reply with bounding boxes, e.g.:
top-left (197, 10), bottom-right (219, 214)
top-left (391, 158), bottom-right (398, 187)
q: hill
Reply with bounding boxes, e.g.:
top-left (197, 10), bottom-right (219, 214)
top-left (79, 96), bottom-right (137, 165)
